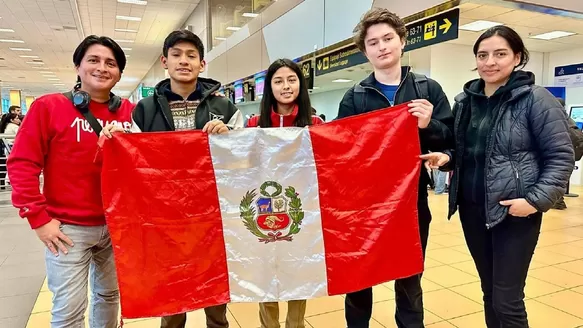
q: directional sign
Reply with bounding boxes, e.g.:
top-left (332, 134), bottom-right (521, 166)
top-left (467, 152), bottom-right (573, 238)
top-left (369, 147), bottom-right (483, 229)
top-left (300, 60), bottom-right (314, 89)
top-left (141, 86), bottom-right (155, 98)
top-left (404, 8), bottom-right (460, 52)
top-left (315, 44), bottom-right (367, 76)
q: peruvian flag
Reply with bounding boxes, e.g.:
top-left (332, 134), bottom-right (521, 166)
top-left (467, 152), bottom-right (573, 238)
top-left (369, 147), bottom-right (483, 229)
top-left (101, 103), bottom-right (423, 319)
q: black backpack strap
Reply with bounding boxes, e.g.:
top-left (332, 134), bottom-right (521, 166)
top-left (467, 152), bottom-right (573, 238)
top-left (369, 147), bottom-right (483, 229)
top-left (63, 92), bottom-right (102, 137)
top-left (411, 73), bottom-right (429, 100)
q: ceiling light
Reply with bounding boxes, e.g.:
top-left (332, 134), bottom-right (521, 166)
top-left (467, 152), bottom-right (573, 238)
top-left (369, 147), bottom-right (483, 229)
top-left (122, 47), bottom-right (132, 51)
top-left (115, 39), bottom-right (135, 43)
top-left (332, 79), bottom-right (353, 83)
top-left (215, 37), bottom-right (227, 41)
top-left (530, 31), bottom-right (576, 40)
top-left (27, 61), bottom-right (44, 65)
top-left (117, 0), bottom-right (148, 4)
top-left (53, 84), bottom-right (65, 86)
top-left (312, 86), bottom-right (320, 89)
top-left (40, 72), bottom-right (54, 74)
top-left (0, 39), bottom-right (25, 43)
top-left (242, 13), bottom-right (259, 18)
top-left (116, 15), bottom-right (142, 22)
top-left (226, 26), bottom-right (241, 31)
top-left (115, 28), bottom-right (138, 33)
top-left (126, 55), bottom-right (131, 57)
top-left (459, 20), bottom-right (503, 32)
top-left (9, 47), bottom-right (32, 51)
top-left (20, 55), bottom-right (39, 58)
top-left (47, 78), bottom-right (60, 81)
top-left (0, 28), bottom-right (15, 33)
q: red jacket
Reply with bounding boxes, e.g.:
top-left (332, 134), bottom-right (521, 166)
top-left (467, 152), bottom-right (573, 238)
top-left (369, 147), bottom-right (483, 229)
top-left (7, 93), bottom-right (135, 229)
top-left (246, 105), bottom-right (324, 127)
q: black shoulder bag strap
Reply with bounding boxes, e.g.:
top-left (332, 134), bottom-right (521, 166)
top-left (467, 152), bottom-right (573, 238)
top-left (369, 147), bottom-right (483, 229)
top-left (411, 73), bottom-right (429, 100)
top-left (63, 91), bottom-right (102, 137)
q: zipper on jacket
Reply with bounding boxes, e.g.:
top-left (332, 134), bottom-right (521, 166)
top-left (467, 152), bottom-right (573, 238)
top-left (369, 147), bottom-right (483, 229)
top-left (361, 69), bottom-right (409, 106)
top-left (483, 98), bottom-right (500, 229)
top-left (508, 149), bottom-right (524, 197)
top-left (362, 85), bottom-right (392, 105)
top-left (450, 102), bottom-right (465, 219)
top-left (484, 97), bottom-right (512, 229)
top-left (505, 103), bottom-right (525, 198)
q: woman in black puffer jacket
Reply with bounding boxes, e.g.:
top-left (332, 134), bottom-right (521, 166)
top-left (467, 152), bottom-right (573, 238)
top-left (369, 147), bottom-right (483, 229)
top-left (421, 26), bottom-right (574, 327)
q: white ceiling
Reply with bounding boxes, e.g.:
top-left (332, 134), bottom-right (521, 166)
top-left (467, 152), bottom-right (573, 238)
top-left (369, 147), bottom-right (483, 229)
top-left (0, 0), bottom-right (200, 99)
top-left (453, 1), bottom-right (583, 52)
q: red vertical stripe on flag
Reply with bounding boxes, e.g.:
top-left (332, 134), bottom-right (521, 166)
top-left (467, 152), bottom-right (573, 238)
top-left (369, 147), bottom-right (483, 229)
top-left (101, 132), bottom-right (230, 318)
top-left (310, 104), bottom-right (424, 295)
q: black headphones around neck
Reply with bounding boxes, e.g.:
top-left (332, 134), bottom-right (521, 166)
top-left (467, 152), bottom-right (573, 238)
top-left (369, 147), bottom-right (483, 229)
top-left (70, 82), bottom-right (122, 112)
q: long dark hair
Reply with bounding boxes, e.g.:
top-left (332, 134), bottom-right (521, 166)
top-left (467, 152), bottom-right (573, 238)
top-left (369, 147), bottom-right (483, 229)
top-left (0, 113), bottom-right (18, 134)
top-left (258, 58), bottom-right (312, 128)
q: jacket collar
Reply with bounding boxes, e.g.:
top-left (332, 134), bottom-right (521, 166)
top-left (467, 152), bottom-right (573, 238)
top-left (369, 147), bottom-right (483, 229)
top-left (270, 105), bottom-right (299, 127)
top-left (455, 83), bottom-right (531, 104)
top-left (150, 77), bottom-right (222, 131)
top-left (360, 66), bottom-right (412, 88)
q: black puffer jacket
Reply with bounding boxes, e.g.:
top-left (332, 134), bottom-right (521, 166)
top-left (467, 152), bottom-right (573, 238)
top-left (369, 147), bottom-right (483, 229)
top-left (444, 71), bottom-right (574, 228)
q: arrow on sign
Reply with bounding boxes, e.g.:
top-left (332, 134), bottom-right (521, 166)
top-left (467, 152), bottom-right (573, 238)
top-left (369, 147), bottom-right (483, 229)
top-left (317, 60), bottom-right (322, 71)
top-left (440, 18), bottom-right (452, 34)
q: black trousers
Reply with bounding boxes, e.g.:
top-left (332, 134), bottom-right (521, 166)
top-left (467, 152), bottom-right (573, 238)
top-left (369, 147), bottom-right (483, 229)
top-left (458, 202), bottom-right (541, 328)
top-left (345, 196), bottom-right (432, 328)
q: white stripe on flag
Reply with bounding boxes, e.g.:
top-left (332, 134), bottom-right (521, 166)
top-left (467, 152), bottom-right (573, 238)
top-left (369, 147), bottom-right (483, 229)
top-left (209, 127), bottom-right (328, 302)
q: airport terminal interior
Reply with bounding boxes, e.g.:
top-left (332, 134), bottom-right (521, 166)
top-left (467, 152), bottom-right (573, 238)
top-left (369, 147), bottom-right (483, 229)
top-left (2, 0), bottom-right (583, 327)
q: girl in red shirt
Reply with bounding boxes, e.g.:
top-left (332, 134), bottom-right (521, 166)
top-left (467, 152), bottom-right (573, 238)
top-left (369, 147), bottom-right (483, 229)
top-left (247, 58), bottom-right (322, 328)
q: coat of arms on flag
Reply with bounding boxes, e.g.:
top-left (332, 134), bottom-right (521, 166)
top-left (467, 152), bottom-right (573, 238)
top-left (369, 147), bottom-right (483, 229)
top-left (241, 181), bottom-right (304, 243)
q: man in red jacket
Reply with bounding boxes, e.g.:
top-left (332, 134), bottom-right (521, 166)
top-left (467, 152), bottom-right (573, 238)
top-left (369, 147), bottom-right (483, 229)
top-left (7, 36), bottom-right (134, 328)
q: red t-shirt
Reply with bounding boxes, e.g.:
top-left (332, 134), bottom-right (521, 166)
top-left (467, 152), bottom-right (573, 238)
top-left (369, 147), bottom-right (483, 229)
top-left (7, 93), bottom-right (135, 229)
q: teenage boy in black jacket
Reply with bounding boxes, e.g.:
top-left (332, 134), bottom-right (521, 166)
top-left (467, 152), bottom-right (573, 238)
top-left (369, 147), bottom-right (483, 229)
top-left (337, 8), bottom-right (454, 328)
top-left (131, 29), bottom-right (242, 328)
top-left (131, 30), bottom-right (243, 135)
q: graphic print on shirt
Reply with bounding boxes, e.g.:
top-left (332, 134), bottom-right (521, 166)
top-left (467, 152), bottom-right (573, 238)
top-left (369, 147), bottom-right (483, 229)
top-left (70, 117), bottom-right (132, 142)
top-left (170, 100), bottom-right (200, 130)
top-left (209, 112), bottom-right (225, 121)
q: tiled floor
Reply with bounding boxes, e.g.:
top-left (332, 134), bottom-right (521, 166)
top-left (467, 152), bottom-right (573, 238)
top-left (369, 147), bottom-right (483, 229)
top-left (5, 187), bottom-right (583, 327)
top-left (0, 190), bottom-right (47, 328)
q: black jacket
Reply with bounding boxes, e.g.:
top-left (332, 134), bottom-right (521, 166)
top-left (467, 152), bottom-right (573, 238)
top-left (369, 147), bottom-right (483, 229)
top-left (444, 71), bottom-right (575, 228)
top-left (337, 67), bottom-right (455, 194)
top-left (131, 77), bottom-right (243, 132)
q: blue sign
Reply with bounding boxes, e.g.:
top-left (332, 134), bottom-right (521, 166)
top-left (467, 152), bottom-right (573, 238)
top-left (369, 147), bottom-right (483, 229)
top-left (555, 63), bottom-right (583, 77)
